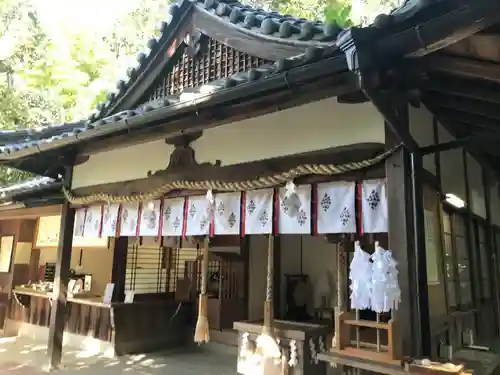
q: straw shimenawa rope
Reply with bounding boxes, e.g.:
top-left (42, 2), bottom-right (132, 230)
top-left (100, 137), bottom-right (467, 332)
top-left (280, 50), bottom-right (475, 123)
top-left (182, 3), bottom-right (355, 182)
top-left (63, 146), bottom-right (400, 205)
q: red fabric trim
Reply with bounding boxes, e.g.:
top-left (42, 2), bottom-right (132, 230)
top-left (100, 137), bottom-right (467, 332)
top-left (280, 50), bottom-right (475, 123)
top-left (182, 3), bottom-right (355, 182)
top-left (273, 189), bottom-right (280, 236)
top-left (136, 203), bottom-right (143, 237)
top-left (158, 198), bottom-right (164, 240)
top-left (357, 183), bottom-right (364, 237)
top-left (182, 197), bottom-right (189, 238)
top-left (98, 205), bottom-right (104, 238)
top-left (209, 202), bottom-right (215, 237)
top-left (312, 184), bottom-right (318, 236)
top-left (116, 204), bottom-right (123, 237)
top-left (240, 191), bottom-right (246, 238)
top-left (81, 207), bottom-right (88, 236)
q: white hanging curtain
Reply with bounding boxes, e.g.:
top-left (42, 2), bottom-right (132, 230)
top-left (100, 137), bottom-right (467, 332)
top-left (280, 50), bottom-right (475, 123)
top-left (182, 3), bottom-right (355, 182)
top-left (316, 181), bottom-right (356, 234)
top-left (361, 179), bottom-right (388, 233)
top-left (162, 198), bottom-right (185, 237)
top-left (101, 204), bottom-right (121, 237)
top-left (278, 185), bottom-right (311, 234)
top-left (119, 203), bottom-right (141, 237)
top-left (184, 195), bottom-right (212, 236)
top-left (139, 200), bottom-right (162, 237)
top-left (243, 189), bottom-right (273, 235)
top-left (73, 207), bottom-right (87, 237)
top-left (214, 192), bottom-right (241, 235)
top-left (74, 208), bottom-right (87, 237)
top-left (83, 205), bottom-right (103, 238)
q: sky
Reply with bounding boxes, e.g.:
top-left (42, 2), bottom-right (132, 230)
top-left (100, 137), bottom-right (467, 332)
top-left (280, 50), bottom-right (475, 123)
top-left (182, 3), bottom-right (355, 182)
top-left (33, 0), bottom-right (138, 34)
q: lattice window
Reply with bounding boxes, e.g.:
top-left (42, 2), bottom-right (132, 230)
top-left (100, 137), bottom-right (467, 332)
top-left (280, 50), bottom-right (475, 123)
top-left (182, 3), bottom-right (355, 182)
top-left (146, 38), bottom-right (270, 103)
top-left (125, 240), bottom-right (168, 295)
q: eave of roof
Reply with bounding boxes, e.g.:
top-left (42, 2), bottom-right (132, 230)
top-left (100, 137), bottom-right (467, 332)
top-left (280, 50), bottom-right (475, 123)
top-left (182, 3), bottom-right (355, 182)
top-left (0, 0), bottom-right (482, 168)
top-left (0, 46), bottom-right (349, 163)
top-left (0, 176), bottom-right (62, 204)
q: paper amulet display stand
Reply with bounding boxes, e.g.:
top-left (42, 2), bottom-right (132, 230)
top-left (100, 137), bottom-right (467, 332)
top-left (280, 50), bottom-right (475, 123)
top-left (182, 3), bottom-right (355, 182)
top-left (332, 240), bottom-right (401, 362)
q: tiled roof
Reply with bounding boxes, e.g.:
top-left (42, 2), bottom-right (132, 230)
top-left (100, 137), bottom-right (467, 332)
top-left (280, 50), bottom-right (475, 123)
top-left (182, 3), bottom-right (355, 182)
top-left (0, 0), bottom-right (446, 162)
top-left (0, 177), bottom-right (60, 202)
top-left (0, 44), bottom-right (343, 159)
top-left (91, 0), bottom-right (345, 122)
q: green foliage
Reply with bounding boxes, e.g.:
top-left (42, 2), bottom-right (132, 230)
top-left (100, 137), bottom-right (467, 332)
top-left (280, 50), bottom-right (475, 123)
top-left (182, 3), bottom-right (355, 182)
top-left (324, 0), bottom-right (354, 27)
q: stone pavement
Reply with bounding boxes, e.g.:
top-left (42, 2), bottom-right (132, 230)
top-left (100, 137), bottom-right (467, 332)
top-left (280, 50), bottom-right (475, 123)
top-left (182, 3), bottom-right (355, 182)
top-left (0, 336), bottom-right (238, 375)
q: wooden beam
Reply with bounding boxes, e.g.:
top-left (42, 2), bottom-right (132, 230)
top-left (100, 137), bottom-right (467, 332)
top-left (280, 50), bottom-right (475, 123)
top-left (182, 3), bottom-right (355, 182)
top-left (364, 89), bottom-right (419, 152)
top-left (431, 108), bottom-right (500, 131)
top-left (80, 72), bottom-right (358, 156)
top-left (424, 54), bottom-right (500, 84)
top-left (0, 205), bottom-right (61, 220)
top-left (47, 166), bottom-right (75, 369)
top-left (426, 75), bottom-right (500, 105)
top-left (425, 92), bottom-right (500, 122)
top-left (420, 132), bottom-right (500, 155)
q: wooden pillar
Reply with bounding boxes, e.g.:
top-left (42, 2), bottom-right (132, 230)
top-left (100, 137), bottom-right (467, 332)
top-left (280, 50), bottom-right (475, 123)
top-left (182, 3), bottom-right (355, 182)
top-left (385, 101), bottom-right (430, 358)
top-left (482, 170), bottom-right (500, 336)
top-left (386, 136), bottom-right (416, 358)
top-left (47, 165), bottom-right (75, 369)
top-left (241, 237), bottom-right (250, 319)
top-left (111, 237), bottom-right (128, 302)
top-left (273, 236), bottom-right (281, 319)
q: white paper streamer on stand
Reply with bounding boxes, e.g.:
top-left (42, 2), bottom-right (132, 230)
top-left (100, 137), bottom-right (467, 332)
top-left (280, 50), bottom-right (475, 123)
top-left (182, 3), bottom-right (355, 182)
top-left (349, 241), bottom-right (372, 310)
top-left (371, 242), bottom-right (401, 313)
top-left (288, 340), bottom-right (298, 367)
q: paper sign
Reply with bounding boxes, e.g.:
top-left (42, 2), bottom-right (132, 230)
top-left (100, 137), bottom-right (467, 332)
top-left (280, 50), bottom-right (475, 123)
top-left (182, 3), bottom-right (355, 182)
top-left (124, 291), bottom-right (135, 303)
top-left (103, 283), bottom-right (115, 304)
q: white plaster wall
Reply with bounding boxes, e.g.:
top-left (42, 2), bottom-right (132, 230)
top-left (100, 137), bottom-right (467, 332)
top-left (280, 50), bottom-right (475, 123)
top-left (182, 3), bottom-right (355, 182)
top-left (39, 246), bottom-right (113, 294)
top-left (466, 154), bottom-right (486, 219)
top-left (14, 242), bottom-right (32, 264)
top-left (279, 235), bottom-right (337, 316)
top-left (72, 99), bottom-right (385, 189)
top-left (409, 105), bottom-right (436, 174)
top-left (490, 181), bottom-right (500, 226)
top-left (439, 124), bottom-right (467, 204)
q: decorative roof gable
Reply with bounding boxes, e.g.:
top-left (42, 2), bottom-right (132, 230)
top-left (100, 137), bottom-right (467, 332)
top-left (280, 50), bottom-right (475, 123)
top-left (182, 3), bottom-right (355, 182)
top-left (92, 0), bottom-right (344, 120)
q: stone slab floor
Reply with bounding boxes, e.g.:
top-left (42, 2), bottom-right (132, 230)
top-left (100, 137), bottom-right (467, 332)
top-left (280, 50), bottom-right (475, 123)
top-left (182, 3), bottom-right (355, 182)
top-left (0, 336), bottom-right (238, 375)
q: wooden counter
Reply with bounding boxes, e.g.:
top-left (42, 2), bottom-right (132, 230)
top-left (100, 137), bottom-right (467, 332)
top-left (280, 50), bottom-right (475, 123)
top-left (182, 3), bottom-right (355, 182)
top-left (7, 288), bottom-right (113, 342)
top-left (233, 320), bottom-right (330, 375)
top-left (6, 288), bottom-right (194, 355)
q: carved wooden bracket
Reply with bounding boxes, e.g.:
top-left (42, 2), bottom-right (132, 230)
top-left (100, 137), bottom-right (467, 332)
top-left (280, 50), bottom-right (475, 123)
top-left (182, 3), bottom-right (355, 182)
top-left (147, 131), bottom-right (221, 177)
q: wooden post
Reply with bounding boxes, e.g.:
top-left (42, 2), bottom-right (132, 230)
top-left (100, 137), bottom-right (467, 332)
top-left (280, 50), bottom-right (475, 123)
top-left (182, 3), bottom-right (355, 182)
top-left (47, 165), bottom-right (75, 370)
top-left (111, 237), bottom-right (128, 302)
